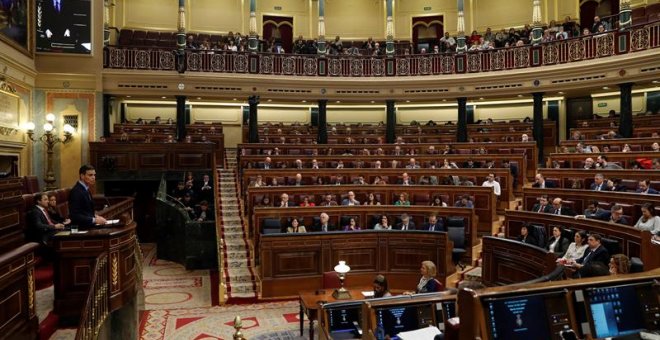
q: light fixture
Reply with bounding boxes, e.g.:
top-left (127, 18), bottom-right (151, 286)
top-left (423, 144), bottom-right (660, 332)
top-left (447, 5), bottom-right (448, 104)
top-left (267, 99), bottom-right (272, 102)
top-left (126, 95), bottom-right (132, 98)
top-left (517, 94), bottom-right (524, 98)
top-left (197, 97), bottom-right (202, 100)
top-left (370, 100), bottom-right (375, 103)
top-left (558, 91), bottom-right (565, 95)
top-left (406, 100), bottom-right (411, 103)
top-left (602, 86), bottom-right (609, 90)
top-left (161, 96), bottom-right (167, 99)
top-left (25, 113), bottom-right (74, 190)
top-left (332, 261), bottom-right (351, 300)
top-left (336, 100), bottom-right (341, 103)
top-left (652, 80), bottom-right (659, 84)
top-left (301, 100), bottom-right (307, 103)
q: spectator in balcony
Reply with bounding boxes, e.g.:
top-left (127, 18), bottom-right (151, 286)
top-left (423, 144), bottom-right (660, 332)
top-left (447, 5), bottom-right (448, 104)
top-left (440, 32), bottom-right (456, 52)
top-left (363, 37), bottom-right (375, 53)
top-left (432, 45), bottom-right (440, 54)
top-left (517, 225), bottom-right (538, 245)
top-left (556, 26), bottom-right (569, 40)
top-left (364, 193), bottom-right (381, 206)
top-left (483, 27), bottom-right (494, 42)
top-left (521, 133), bottom-right (529, 142)
top-left (552, 198), bottom-right (576, 216)
top-left (532, 173), bottom-right (555, 188)
top-left (181, 193), bottom-right (196, 218)
top-left (495, 29), bottom-right (507, 48)
top-left (597, 154), bottom-right (623, 170)
top-left (186, 35), bottom-right (197, 49)
top-left (468, 41), bottom-right (480, 51)
top-left (592, 16), bottom-right (609, 33)
top-left (374, 214), bottom-right (392, 230)
top-left (343, 217), bottom-right (361, 231)
top-left (482, 173), bottom-right (501, 197)
top-left (557, 230), bottom-right (589, 265)
top-left (294, 35), bottom-right (306, 54)
top-left (563, 16), bottom-right (580, 37)
top-left (372, 42), bottom-right (383, 56)
top-left (469, 30), bottom-right (481, 45)
top-left (312, 213), bottom-right (335, 232)
top-left (637, 179), bottom-right (659, 194)
top-left (396, 213), bottom-right (416, 231)
top-left (430, 195), bottom-right (447, 207)
top-left (330, 35), bottom-right (343, 54)
top-left (532, 195), bottom-right (552, 213)
top-left (454, 194), bottom-right (474, 208)
top-left (394, 192), bottom-right (411, 206)
top-left (287, 217), bottom-right (307, 233)
top-left (319, 194), bottom-right (338, 207)
top-left (634, 203), bottom-right (660, 233)
top-left (507, 28), bottom-right (520, 45)
top-left (341, 191), bottom-right (360, 206)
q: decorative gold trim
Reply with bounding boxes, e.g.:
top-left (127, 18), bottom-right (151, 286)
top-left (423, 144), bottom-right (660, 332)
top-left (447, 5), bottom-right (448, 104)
top-left (111, 252), bottom-right (119, 289)
top-left (27, 267), bottom-right (35, 317)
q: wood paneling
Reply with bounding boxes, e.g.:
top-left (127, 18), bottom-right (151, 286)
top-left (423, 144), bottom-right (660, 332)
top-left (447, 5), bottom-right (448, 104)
top-left (481, 236), bottom-right (557, 286)
top-left (89, 142), bottom-right (218, 172)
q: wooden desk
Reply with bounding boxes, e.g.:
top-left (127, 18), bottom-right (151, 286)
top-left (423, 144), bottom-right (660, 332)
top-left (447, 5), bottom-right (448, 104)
top-left (548, 151), bottom-right (659, 169)
top-left (52, 223), bottom-right (138, 324)
top-left (299, 286), bottom-right (372, 340)
top-left (480, 236), bottom-right (558, 286)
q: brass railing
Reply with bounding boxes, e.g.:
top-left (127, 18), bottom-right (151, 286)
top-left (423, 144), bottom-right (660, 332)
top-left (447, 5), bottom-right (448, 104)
top-left (215, 160), bottom-right (227, 304)
top-left (75, 254), bottom-right (109, 340)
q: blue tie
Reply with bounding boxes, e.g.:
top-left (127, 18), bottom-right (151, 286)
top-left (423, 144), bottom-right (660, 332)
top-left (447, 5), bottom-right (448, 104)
top-left (55, 0), bottom-right (60, 12)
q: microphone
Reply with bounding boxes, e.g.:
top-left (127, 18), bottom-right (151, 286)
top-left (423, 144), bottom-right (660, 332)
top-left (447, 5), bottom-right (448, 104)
top-left (103, 196), bottom-right (111, 209)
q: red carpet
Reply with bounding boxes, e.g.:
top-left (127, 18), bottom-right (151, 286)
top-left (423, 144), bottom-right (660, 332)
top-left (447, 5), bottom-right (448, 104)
top-left (35, 264), bottom-right (54, 290)
top-left (39, 312), bottom-right (59, 340)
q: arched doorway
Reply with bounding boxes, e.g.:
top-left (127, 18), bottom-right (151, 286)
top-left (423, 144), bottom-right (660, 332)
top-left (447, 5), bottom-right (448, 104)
top-left (579, 0), bottom-right (619, 32)
top-left (262, 15), bottom-right (293, 53)
top-left (412, 15), bottom-right (444, 53)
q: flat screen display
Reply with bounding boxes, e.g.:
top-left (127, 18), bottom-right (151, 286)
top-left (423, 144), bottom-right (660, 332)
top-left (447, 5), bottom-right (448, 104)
top-left (36, 0), bottom-right (91, 53)
top-left (376, 303), bottom-right (434, 339)
top-left (328, 305), bottom-right (361, 332)
top-left (483, 291), bottom-right (570, 340)
top-left (585, 282), bottom-right (659, 338)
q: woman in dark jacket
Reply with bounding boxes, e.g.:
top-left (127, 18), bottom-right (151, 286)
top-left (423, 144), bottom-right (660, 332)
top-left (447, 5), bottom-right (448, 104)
top-left (546, 226), bottom-right (570, 257)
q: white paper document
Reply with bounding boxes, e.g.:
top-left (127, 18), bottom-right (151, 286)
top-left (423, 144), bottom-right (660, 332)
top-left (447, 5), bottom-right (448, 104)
top-left (397, 326), bottom-right (441, 340)
top-left (105, 219), bottom-right (120, 225)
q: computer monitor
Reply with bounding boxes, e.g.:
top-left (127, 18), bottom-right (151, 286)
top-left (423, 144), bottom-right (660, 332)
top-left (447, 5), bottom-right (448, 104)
top-left (327, 303), bottom-right (362, 333)
top-left (375, 303), bottom-right (435, 339)
top-left (482, 290), bottom-right (571, 340)
top-left (434, 301), bottom-right (457, 331)
top-left (583, 281), bottom-right (659, 338)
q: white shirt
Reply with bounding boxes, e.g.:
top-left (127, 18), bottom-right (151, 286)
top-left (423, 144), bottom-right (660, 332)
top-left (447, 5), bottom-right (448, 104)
top-left (482, 180), bottom-right (501, 196)
top-left (561, 243), bottom-right (588, 261)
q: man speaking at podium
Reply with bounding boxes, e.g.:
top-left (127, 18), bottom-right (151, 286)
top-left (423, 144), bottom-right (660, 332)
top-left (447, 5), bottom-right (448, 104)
top-left (68, 165), bottom-right (107, 228)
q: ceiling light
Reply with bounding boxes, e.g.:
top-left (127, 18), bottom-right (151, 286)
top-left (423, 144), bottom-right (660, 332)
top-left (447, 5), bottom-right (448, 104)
top-left (233, 98), bottom-right (237, 101)
top-left (479, 97), bottom-right (484, 100)
top-left (602, 86), bottom-right (609, 90)
top-left (370, 100), bottom-right (375, 103)
top-left (267, 99), bottom-right (272, 102)
top-left (301, 100), bottom-right (307, 103)
top-left (406, 100), bottom-right (411, 103)
top-left (336, 101), bottom-right (341, 103)
top-left (197, 97), bottom-right (202, 100)
top-left (558, 91), bottom-right (564, 95)
top-left (517, 94), bottom-right (524, 97)
top-left (126, 95), bottom-right (131, 98)
top-left (161, 96), bottom-right (166, 99)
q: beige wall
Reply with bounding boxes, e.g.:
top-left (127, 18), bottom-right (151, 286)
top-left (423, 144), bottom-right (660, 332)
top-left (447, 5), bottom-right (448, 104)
top-left (258, 0), bottom-right (310, 38)
top-left (592, 92), bottom-right (647, 115)
top-left (395, 0), bottom-right (458, 38)
top-left (190, 0), bottom-right (244, 34)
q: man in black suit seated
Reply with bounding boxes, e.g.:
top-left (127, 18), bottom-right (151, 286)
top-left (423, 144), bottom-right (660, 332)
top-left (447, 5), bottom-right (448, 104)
top-left (551, 198), bottom-right (576, 216)
top-left (278, 193), bottom-right (295, 207)
top-left (637, 179), bottom-right (659, 194)
top-left (424, 214), bottom-right (445, 232)
top-left (27, 193), bottom-right (67, 246)
top-left (69, 165), bottom-right (106, 228)
top-left (567, 233), bottom-right (610, 278)
top-left (311, 212), bottom-right (336, 232)
top-left (576, 204), bottom-right (629, 225)
top-left (581, 200), bottom-right (609, 219)
top-left (532, 173), bottom-right (555, 188)
top-left (395, 213), bottom-right (416, 231)
top-left (590, 173), bottom-right (610, 191)
top-left (194, 200), bottom-right (214, 222)
top-left (397, 172), bottom-right (414, 185)
top-left (517, 225), bottom-right (538, 246)
top-left (531, 195), bottom-right (552, 213)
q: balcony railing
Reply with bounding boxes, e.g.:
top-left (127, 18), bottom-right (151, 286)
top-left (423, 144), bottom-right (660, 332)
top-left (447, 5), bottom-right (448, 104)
top-left (104, 21), bottom-right (659, 77)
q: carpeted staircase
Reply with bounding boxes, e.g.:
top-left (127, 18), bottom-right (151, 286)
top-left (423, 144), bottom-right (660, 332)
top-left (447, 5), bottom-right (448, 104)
top-left (217, 149), bottom-right (258, 302)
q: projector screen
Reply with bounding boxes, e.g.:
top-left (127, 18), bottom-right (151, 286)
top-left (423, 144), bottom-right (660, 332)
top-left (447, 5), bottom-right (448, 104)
top-left (36, 0), bottom-right (91, 54)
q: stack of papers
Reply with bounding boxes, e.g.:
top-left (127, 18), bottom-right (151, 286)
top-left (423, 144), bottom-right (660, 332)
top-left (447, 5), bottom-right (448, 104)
top-left (105, 219), bottom-right (120, 225)
top-left (398, 326), bottom-right (441, 340)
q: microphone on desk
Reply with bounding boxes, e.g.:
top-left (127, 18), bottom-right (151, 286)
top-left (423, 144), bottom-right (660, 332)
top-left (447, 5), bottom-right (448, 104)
top-left (103, 197), bottom-right (111, 209)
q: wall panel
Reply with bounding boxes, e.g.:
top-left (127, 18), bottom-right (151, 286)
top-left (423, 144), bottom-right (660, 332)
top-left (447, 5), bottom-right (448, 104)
top-left (397, 106), bottom-right (457, 123)
top-left (189, 0), bottom-right (243, 33)
top-left (327, 107), bottom-right (385, 123)
top-left (125, 103), bottom-right (176, 121)
top-left (592, 93), bottom-right (646, 115)
top-left (323, 0), bottom-right (385, 39)
top-left (259, 106), bottom-right (310, 123)
top-left (191, 105), bottom-right (241, 123)
top-left (123, 0), bottom-right (178, 30)
top-left (473, 0), bottom-right (532, 31)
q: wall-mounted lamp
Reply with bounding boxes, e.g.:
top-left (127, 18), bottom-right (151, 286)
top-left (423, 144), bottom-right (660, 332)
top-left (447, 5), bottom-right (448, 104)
top-left (25, 113), bottom-right (75, 190)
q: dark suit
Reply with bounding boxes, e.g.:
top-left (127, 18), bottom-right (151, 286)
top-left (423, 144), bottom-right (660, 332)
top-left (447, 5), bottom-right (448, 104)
top-left (518, 234), bottom-right (538, 246)
top-left (531, 203), bottom-right (552, 213)
top-left (27, 207), bottom-right (59, 245)
top-left (532, 181), bottom-right (556, 188)
top-left (425, 221), bottom-right (445, 232)
top-left (395, 221), bottom-right (416, 231)
top-left (278, 201), bottom-right (296, 207)
top-left (68, 181), bottom-right (96, 228)
top-left (310, 223), bottom-right (336, 232)
top-left (577, 245), bottom-right (610, 268)
top-left (637, 188), bottom-right (659, 194)
top-left (590, 182), bottom-right (610, 191)
top-left (48, 208), bottom-right (66, 224)
top-left (194, 207), bottom-right (215, 221)
top-left (546, 236), bottom-right (570, 257)
top-left (552, 206), bottom-right (576, 216)
top-left (41, 0), bottom-right (75, 39)
top-left (397, 179), bottom-right (415, 185)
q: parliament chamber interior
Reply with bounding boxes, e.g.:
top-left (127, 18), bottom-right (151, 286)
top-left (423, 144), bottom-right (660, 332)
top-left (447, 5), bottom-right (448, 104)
top-left (1, 0), bottom-right (659, 339)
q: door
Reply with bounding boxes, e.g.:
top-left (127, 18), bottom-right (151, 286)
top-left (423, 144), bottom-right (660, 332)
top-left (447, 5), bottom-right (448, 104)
top-left (262, 15), bottom-right (293, 53)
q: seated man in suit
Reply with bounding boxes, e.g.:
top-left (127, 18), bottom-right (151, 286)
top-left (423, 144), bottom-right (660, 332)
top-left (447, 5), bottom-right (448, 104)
top-left (454, 194), bottom-right (474, 208)
top-left (341, 191), bottom-right (360, 206)
top-left (262, 157), bottom-right (273, 169)
top-left (289, 173), bottom-right (305, 186)
top-left (532, 173), bottom-right (555, 188)
top-left (69, 165), bottom-right (107, 228)
top-left (531, 195), bottom-right (552, 213)
top-left (590, 173), bottom-right (610, 191)
top-left (194, 200), bottom-right (214, 222)
top-left (551, 198), bottom-right (576, 216)
top-left (197, 174), bottom-right (214, 202)
top-left (424, 214), bottom-right (445, 232)
top-left (576, 204), bottom-right (629, 225)
top-left (397, 172), bottom-right (414, 185)
top-left (278, 193), bottom-right (295, 207)
top-left (565, 233), bottom-right (610, 278)
top-left (319, 194), bottom-right (338, 206)
top-left (27, 193), bottom-right (67, 246)
top-left (395, 213), bottom-right (416, 231)
top-left (581, 200), bottom-right (609, 219)
top-left (637, 179), bottom-right (659, 194)
top-left (311, 212), bottom-right (336, 232)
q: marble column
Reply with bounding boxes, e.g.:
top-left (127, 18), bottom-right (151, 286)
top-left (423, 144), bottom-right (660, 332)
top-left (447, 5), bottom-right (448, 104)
top-left (317, 100), bottom-right (328, 144)
top-left (103, 0), bottom-right (110, 46)
top-left (248, 96), bottom-right (260, 143)
top-left (619, 0), bottom-right (632, 30)
top-left (176, 0), bottom-right (186, 53)
top-left (176, 96), bottom-right (187, 141)
top-left (531, 0), bottom-right (543, 45)
top-left (618, 83), bottom-right (634, 138)
top-left (456, 0), bottom-right (467, 53)
top-left (386, 100), bottom-right (396, 143)
top-left (532, 92), bottom-right (544, 165)
top-left (102, 94), bottom-right (112, 137)
top-left (317, 0), bottom-right (327, 54)
top-left (457, 97), bottom-right (468, 142)
top-left (385, 0), bottom-right (395, 56)
top-left (248, 0), bottom-right (259, 52)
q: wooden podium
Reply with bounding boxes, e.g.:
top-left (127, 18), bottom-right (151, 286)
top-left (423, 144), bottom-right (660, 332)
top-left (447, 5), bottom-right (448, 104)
top-left (52, 221), bottom-right (138, 323)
